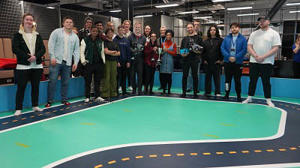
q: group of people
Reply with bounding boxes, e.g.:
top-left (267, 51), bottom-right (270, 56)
top-left (12, 13), bottom-right (282, 116)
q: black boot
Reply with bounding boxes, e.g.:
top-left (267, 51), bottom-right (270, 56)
top-left (223, 93), bottom-right (229, 100)
top-left (193, 91), bottom-right (198, 98)
top-left (149, 87), bottom-right (154, 95)
top-left (161, 89), bottom-right (166, 95)
top-left (237, 94), bottom-right (242, 102)
top-left (181, 92), bottom-right (186, 98)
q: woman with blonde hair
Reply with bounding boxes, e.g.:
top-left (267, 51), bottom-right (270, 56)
top-left (12, 13), bottom-right (46, 116)
top-left (293, 34), bottom-right (300, 78)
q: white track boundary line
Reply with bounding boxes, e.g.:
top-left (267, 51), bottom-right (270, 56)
top-left (42, 96), bottom-right (288, 168)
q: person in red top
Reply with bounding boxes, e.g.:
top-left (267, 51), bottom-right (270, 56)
top-left (160, 29), bottom-right (177, 95)
top-left (144, 32), bottom-right (159, 94)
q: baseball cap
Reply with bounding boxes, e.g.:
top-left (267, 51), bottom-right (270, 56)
top-left (257, 15), bottom-right (269, 21)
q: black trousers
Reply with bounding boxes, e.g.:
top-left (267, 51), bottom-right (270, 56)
top-left (182, 61), bottom-right (199, 94)
top-left (144, 65), bottom-right (156, 93)
top-left (248, 63), bottom-right (273, 98)
top-left (224, 62), bottom-right (242, 97)
top-left (130, 57), bottom-right (144, 93)
top-left (159, 67), bottom-right (163, 88)
top-left (84, 63), bottom-right (103, 98)
top-left (160, 73), bottom-right (172, 93)
top-left (293, 61), bottom-right (300, 78)
top-left (117, 62), bottom-right (128, 94)
top-left (15, 69), bottom-right (43, 110)
top-left (126, 64), bottom-right (131, 87)
top-left (205, 64), bottom-right (221, 95)
top-left (72, 61), bottom-right (84, 77)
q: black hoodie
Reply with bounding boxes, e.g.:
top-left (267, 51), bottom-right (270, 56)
top-left (202, 37), bottom-right (223, 64)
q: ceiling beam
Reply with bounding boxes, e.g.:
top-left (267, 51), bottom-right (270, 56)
top-left (267, 0), bottom-right (287, 20)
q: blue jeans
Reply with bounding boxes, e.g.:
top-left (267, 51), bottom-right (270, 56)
top-left (47, 62), bottom-right (71, 103)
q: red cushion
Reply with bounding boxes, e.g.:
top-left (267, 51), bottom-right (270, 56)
top-left (0, 58), bottom-right (17, 69)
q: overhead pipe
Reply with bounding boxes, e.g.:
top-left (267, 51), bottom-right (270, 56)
top-left (267, 0), bottom-right (287, 20)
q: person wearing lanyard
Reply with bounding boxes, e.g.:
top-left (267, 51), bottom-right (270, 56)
top-left (221, 23), bottom-right (247, 102)
top-left (128, 22), bottom-right (146, 95)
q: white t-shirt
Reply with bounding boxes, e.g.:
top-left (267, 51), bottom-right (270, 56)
top-left (63, 32), bottom-right (69, 62)
top-left (16, 32), bottom-right (43, 70)
top-left (248, 28), bottom-right (281, 65)
top-left (124, 31), bottom-right (132, 38)
top-left (113, 33), bottom-right (117, 40)
top-left (25, 33), bottom-right (34, 53)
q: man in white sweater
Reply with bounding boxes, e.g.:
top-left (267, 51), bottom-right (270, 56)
top-left (242, 16), bottom-right (281, 107)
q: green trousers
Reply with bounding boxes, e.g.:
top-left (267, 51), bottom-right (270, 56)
top-left (102, 60), bottom-right (117, 98)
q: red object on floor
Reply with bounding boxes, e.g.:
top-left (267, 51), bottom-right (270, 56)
top-left (0, 58), bottom-right (17, 69)
top-left (63, 101), bottom-right (71, 106)
top-left (242, 67), bottom-right (249, 75)
top-left (45, 103), bottom-right (51, 108)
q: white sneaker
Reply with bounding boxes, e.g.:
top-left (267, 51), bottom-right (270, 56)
top-left (84, 98), bottom-right (90, 103)
top-left (128, 86), bottom-right (133, 91)
top-left (266, 99), bottom-right (275, 107)
top-left (95, 97), bottom-right (105, 102)
top-left (242, 97), bottom-right (252, 104)
top-left (216, 94), bottom-right (221, 97)
top-left (33, 106), bottom-right (43, 112)
top-left (14, 110), bottom-right (21, 116)
top-left (118, 87), bottom-right (122, 92)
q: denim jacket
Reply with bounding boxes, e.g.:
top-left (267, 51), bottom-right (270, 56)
top-left (48, 28), bottom-right (80, 66)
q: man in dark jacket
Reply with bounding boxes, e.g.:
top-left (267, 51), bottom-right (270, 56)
top-left (95, 20), bottom-right (107, 41)
top-left (180, 23), bottom-right (203, 98)
top-left (79, 17), bottom-right (93, 42)
top-left (114, 25), bottom-right (131, 95)
top-left (128, 22), bottom-right (146, 95)
top-left (202, 25), bottom-right (223, 97)
top-left (221, 23), bottom-right (247, 101)
top-left (74, 17), bottom-right (93, 77)
top-left (186, 20), bottom-right (203, 93)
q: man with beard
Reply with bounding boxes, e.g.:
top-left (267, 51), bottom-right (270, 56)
top-left (242, 16), bottom-right (281, 107)
top-left (221, 23), bottom-right (247, 102)
top-left (128, 22), bottom-right (146, 95)
top-left (180, 23), bottom-right (203, 98)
